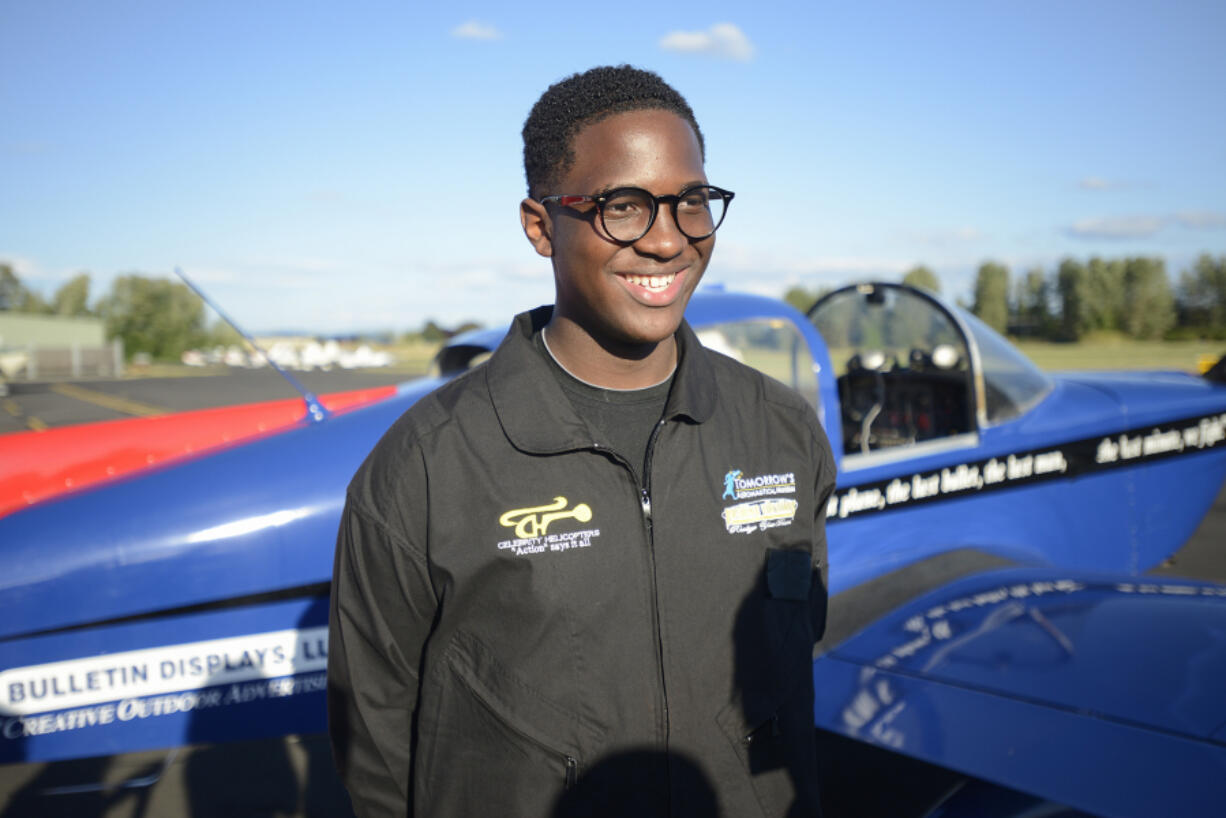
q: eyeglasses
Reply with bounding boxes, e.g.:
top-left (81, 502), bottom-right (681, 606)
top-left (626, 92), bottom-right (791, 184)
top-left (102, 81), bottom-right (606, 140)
top-left (538, 185), bottom-right (734, 244)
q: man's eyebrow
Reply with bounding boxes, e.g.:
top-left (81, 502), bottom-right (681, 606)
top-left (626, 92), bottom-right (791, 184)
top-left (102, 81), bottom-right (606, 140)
top-left (592, 180), bottom-right (709, 196)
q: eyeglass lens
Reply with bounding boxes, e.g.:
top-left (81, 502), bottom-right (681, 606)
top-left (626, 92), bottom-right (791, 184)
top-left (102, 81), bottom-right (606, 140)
top-left (601, 187), bottom-right (726, 242)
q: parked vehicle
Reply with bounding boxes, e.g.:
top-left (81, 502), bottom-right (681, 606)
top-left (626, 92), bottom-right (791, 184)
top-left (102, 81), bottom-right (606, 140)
top-left (2, 283), bottom-right (1224, 816)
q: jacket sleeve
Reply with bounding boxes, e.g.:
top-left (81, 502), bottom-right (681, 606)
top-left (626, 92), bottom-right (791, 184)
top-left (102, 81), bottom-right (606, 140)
top-left (328, 492), bottom-right (439, 818)
top-left (810, 421), bottom-right (837, 642)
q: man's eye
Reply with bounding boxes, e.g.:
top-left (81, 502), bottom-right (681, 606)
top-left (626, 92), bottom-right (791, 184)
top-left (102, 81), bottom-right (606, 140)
top-left (604, 200), bottom-right (644, 220)
top-left (678, 196), bottom-right (709, 212)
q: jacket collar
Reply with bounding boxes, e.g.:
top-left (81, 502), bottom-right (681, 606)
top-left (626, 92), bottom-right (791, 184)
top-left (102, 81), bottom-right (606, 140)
top-left (487, 306), bottom-right (718, 455)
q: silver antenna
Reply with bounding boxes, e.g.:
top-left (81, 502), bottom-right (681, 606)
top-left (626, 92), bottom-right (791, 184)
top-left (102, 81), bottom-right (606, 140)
top-left (174, 266), bottom-right (330, 423)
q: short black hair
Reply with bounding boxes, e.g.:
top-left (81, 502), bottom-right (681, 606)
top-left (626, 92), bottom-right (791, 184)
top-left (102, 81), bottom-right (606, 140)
top-left (522, 65), bottom-right (705, 199)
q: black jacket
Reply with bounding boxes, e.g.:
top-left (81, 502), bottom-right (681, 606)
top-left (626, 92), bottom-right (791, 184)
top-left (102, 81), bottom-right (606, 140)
top-left (329, 307), bottom-right (837, 817)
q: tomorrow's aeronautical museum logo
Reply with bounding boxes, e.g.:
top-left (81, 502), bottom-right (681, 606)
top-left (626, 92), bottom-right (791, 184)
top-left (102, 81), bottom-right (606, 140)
top-left (720, 468), bottom-right (799, 534)
top-left (722, 468), bottom-right (797, 501)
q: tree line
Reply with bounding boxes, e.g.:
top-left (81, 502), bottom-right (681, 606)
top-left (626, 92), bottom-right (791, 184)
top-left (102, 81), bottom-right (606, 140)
top-left (6, 254), bottom-right (1222, 362)
top-left (784, 252), bottom-right (1226, 342)
top-left (1, 264), bottom-right (486, 362)
top-left (1, 264), bottom-right (239, 361)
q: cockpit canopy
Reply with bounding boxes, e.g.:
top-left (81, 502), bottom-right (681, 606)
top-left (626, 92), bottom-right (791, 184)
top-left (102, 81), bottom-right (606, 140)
top-left (810, 283), bottom-right (1051, 464)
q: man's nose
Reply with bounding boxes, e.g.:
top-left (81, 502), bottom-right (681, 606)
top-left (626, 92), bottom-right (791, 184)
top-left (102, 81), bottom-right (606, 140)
top-left (633, 205), bottom-right (686, 259)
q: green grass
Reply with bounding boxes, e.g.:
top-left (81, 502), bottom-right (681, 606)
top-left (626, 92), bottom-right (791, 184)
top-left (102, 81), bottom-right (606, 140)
top-left (1014, 335), bottom-right (1225, 373)
top-left (119, 340), bottom-right (443, 379)
top-left (378, 339), bottom-right (442, 375)
top-left (119, 336), bottom-right (1224, 379)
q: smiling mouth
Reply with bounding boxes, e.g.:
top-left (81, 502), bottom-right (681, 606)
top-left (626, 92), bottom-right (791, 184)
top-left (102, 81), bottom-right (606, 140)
top-left (622, 272), bottom-right (677, 292)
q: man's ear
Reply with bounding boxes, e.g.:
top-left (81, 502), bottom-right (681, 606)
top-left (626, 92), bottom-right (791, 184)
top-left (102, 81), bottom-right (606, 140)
top-left (520, 198), bottom-right (554, 258)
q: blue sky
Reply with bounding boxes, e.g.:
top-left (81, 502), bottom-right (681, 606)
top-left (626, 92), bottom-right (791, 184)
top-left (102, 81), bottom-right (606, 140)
top-left (3, 0), bottom-right (1224, 333)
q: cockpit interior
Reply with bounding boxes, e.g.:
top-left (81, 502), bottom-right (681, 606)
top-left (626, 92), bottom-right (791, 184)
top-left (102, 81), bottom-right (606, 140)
top-left (811, 284), bottom-right (975, 456)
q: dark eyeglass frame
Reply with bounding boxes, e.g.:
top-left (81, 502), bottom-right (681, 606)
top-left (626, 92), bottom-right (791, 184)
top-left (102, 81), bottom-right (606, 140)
top-left (538, 184), bottom-right (735, 243)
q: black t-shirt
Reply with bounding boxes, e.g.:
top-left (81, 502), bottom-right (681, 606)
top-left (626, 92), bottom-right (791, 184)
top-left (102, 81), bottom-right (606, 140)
top-left (534, 330), bottom-right (672, 483)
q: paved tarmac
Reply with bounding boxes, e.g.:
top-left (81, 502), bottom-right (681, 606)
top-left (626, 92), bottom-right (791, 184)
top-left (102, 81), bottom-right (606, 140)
top-left (0, 369), bottom-right (414, 435)
top-left (1152, 474), bottom-right (1226, 583)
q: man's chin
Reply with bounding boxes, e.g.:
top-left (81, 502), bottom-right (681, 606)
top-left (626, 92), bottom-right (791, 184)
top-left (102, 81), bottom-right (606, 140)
top-left (604, 312), bottom-right (689, 354)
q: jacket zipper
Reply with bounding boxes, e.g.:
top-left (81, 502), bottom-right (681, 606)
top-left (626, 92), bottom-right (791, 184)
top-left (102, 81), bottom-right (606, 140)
top-left (743, 713), bottom-right (780, 747)
top-left (461, 666), bottom-right (581, 790)
top-left (641, 418), bottom-right (670, 746)
top-left (594, 426), bottom-right (671, 745)
top-left (640, 419), bottom-right (673, 815)
top-left (592, 420), bottom-right (671, 809)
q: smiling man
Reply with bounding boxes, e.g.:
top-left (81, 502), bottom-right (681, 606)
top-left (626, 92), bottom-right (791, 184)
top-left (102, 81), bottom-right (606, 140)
top-left (328, 66), bottom-right (836, 817)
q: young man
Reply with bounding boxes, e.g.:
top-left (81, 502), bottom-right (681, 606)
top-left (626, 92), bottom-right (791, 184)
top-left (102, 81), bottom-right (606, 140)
top-left (329, 66), bottom-right (836, 817)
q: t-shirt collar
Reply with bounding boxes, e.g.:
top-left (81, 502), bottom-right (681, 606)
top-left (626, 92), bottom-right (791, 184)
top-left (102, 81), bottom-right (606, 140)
top-left (487, 305), bottom-right (717, 454)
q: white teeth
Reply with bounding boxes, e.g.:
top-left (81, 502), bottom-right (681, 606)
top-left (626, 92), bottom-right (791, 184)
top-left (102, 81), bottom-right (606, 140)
top-left (625, 273), bottom-right (676, 291)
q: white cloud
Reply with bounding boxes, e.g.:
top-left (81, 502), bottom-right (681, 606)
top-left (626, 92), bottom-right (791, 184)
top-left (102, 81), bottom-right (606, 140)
top-left (1078, 177), bottom-right (1121, 191)
top-left (1175, 210), bottom-right (1226, 230)
top-left (451, 21), bottom-right (503, 41)
top-left (0, 255), bottom-right (83, 293)
top-left (242, 256), bottom-right (552, 332)
top-left (1066, 215), bottom-right (1165, 240)
top-left (179, 266), bottom-right (240, 284)
top-left (709, 243), bottom-right (913, 292)
top-left (1063, 209), bottom-right (1226, 240)
top-left (305, 189), bottom-right (345, 204)
top-left (659, 23), bottom-right (754, 62)
top-left (903, 226), bottom-right (984, 246)
top-left (2, 255), bottom-right (48, 279)
top-left (214, 256), bottom-right (347, 280)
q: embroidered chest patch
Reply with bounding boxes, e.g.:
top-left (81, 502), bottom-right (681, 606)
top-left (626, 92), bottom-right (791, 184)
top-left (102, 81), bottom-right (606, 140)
top-left (720, 469), bottom-right (799, 534)
top-left (495, 496), bottom-right (601, 556)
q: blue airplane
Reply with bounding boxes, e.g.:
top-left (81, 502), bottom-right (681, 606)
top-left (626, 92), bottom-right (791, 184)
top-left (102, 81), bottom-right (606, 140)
top-left (2, 282), bottom-right (1224, 816)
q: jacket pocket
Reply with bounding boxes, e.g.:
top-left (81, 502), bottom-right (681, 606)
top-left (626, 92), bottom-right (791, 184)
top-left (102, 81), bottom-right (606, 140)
top-left (739, 548), bottom-right (817, 704)
top-left (415, 630), bottom-right (595, 816)
top-left (713, 548), bottom-right (823, 817)
top-left (715, 693), bottom-right (822, 818)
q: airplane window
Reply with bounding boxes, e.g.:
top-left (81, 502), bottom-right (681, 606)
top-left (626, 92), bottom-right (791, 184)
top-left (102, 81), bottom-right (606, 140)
top-left (696, 319), bottom-right (821, 416)
top-left (810, 284), bottom-right (974, 457)
top-left (434, 345), bottom-right (493, 375)
top-left (959, 311), bottom-right (1052, 423)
